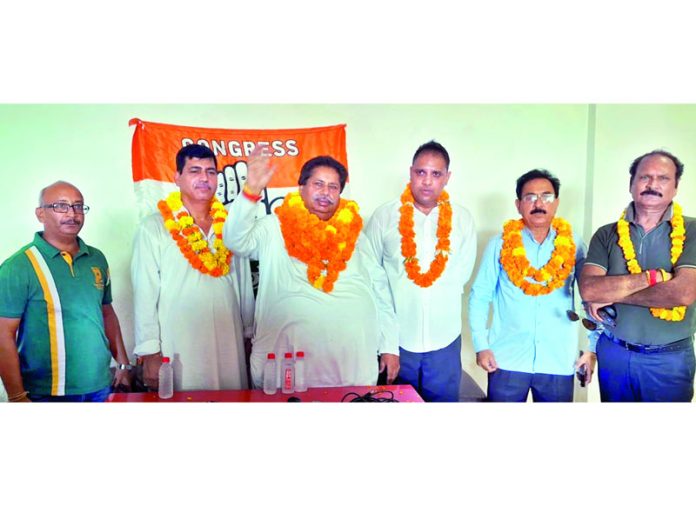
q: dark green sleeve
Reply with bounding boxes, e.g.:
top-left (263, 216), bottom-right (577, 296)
top-left (102, 257), bottom-right (113, 306)
top-left (676, 217), bottom-right (696, 269)
top-left (90, 247), bottom-right (113, 305)
top-left (0, 257), bottom-right (30, 318)
top-left (584, 223), bottom-right (614, 271)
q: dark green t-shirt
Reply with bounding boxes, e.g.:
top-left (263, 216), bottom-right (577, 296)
top-left (585, 203), bottom-right (696, 345)
top-left (0, 232), bottom-right (113, 395)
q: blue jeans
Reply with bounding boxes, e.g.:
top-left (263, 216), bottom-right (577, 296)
top-left (397, 336), bottom-right (461, 402)
top-left (28, 385), bottom-right (112, 403)
top-left (597, 334), bottom-right (695, 402)
top-left (487, 369), bottom-right (574, 402)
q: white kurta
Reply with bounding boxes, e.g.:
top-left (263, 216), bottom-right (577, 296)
top-left (223, 196), bottom-right (399, 389)
top-left (131, 212), bottom-right (254, 391)
top-left (365, 198), bottom-right (477, 353)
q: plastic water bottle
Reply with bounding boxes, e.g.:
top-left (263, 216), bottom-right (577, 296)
top-left (281, 352), bottom-right (295, 394)
top-left (263, 353), bottom-right (277, 395)
top-left (294, 351), bottom-right (307, 392)
top-left (158, 356), bottom-right (173, 399)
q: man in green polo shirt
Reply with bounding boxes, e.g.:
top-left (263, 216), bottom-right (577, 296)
top-left (580, 150), bottom-right (696, 402)
top-left (0, 180), bottom-right (131, 402)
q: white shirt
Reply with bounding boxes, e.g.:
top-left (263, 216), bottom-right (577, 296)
top-left (131, 212), bottom-right (254, 391)
top-left (223, 195), bottom-right (399, 389)
top-left (365, 198), bottom-right (477, 353)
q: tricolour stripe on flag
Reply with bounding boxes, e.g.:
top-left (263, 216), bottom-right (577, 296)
top-left (25, 247), bottom-right (66, 396)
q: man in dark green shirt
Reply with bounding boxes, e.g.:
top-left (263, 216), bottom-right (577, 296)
top-left (580, 150), bottom-right (696, 402)
top-left (0, 181), bottom-right (131, 402)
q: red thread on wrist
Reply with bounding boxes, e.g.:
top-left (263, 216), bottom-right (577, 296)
top-left (242, 188), bottom-right (262, 203)
top-left (648, 269), bottom-right (658, 287)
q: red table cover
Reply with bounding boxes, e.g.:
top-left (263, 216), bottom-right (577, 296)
top-left (108, 384), bottom-right (424, 403)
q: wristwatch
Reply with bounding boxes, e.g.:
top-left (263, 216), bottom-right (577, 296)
top-left (117, 363), bottom-right (133, 371)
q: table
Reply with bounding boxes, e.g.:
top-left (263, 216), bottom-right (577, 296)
top-left (108, 384), bottom-right (424, 402)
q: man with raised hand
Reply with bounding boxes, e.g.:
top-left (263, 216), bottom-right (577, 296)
top-left (223, 146), bottom-right (399, 389)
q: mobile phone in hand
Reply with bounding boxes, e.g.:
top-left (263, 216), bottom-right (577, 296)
top-left (576, 364), bottom-right (588, 387)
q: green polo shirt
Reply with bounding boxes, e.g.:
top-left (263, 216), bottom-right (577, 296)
top-left (585, 202), bottom-right (696, 345)
top-left (0, 232), bottom-right (113, 396)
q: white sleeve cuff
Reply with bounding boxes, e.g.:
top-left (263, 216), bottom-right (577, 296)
top-left (133, 339), bottom-right (161, 357)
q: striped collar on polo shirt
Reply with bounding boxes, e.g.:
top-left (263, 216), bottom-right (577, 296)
top-left (32, 231), bottom-right (91, 259)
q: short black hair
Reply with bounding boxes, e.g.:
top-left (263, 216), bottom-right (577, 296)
top-left (412, 140), bottom-right (450, 169)
top-left (298, 156), bottom-right (348, 191)
top-left (516, 169), bottom-right (561, 199)
top-left (629, 149), bottom-right (684, 187)
top-left (176, 144), bottom-right (218, 174)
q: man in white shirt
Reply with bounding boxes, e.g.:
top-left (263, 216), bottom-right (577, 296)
top-left (131, 144), bottom-right (254, 392)
top-left (223, 147), bottom-right (399, 389)
top-left (365, 141), bottom-right (477, 401)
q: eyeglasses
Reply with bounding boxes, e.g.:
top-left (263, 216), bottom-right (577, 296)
top-left (521, 193), bottom-right (556, 204)
top-left (567, 305), bottom-right (617, 331)
top-left (41, 203), bottom-right (90, 214)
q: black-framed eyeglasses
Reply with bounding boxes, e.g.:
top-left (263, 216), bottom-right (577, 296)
top-left (41, 203), bottom-right (90, 214)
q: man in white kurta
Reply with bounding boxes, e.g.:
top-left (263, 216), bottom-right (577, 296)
top-left (132, 144), bottom-right (254, 391)
top-left (223, 152), bottom-right (399, 389)
top-left (365, 141), bottom-right (477, 401)
top-left (132, 216), bottom-right (254, 390)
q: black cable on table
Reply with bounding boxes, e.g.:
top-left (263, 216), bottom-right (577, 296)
top-left (341, 390), bottom-right (399, 402)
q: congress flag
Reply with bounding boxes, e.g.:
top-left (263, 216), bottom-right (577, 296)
top-left (129, 118), bottom-right (348, 218)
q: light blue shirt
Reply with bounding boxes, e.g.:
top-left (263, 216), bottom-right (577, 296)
top-left (468, 225), bottom-right (596, 376)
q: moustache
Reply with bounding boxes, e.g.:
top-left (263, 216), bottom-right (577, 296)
top-left (530, 209), bottom-right (547, 215)
top-left (60, 219), bottom-right (81, 225)
top-left (640, 189), bottom-right (663, 197)
top-left (313, 195), bottom-right (336, 205)
top-left (194, 184), bottom-right (212, 190)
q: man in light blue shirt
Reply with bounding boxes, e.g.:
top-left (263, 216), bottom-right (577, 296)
top-left (468, 169), bottom-right (597, 402)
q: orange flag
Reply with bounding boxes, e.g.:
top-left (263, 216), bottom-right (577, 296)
top-left (129, 118), bottom-right (348, 216)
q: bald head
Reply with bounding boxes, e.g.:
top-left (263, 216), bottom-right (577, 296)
top-left (38, 181), bottom-right (82, 207)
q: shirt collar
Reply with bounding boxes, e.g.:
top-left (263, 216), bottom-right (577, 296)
top-left (32, 232), bottom-right (90, 259)
top-left (522, 225), bottom-right (557, 246)
top-left (624, 201), bottom-right (674, 224)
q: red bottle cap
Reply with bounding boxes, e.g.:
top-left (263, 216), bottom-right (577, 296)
top-left (162, 356), bottom-right (170, 363)
top-left (284, 352), bottom-right (293, 359)
top-left (296, 351), bottom-right (305, 358)
top-left (267, 353), bottom-right (276, 359)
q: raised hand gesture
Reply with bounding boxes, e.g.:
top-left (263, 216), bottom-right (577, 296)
top-left (245, 144), bottom-right (276, 195)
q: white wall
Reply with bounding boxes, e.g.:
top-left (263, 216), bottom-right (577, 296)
top-left (1, 104), bottom-right (693, 402)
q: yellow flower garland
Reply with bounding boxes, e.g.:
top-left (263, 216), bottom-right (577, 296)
top-left (617, 202), bottom-right (686, 321)
top-left (500, 218), bottom-right (576, 296)
top-left (275, 191), bottom-right (362, 293)
top-left (158, 191), bottom-right (232, 277)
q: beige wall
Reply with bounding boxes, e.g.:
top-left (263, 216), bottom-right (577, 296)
top-left (1, 104), bottom-right (693, 402)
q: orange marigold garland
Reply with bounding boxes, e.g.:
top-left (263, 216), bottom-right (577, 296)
top-left (617, 202), bottom-right (686, 321)
top-left (500, 218), bottom-right (576, 296)
top-left (398, 185), bottom-right (452, 288)
top-left (157, 191), bottom-right (232, 277)
top-left (275, 191), bottom-right (362, 293)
